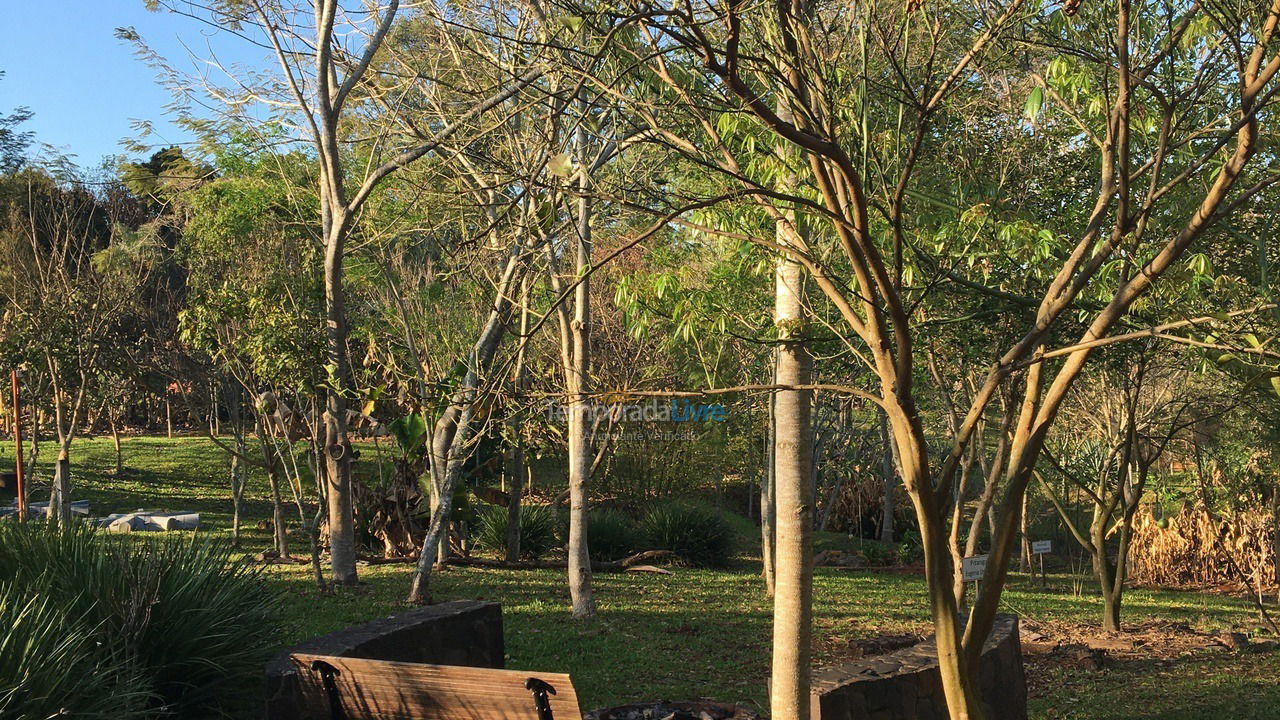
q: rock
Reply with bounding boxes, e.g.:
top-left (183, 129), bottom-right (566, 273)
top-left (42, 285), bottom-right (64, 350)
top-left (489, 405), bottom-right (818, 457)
top-left (1024, 631), bottom-right (1046, 642)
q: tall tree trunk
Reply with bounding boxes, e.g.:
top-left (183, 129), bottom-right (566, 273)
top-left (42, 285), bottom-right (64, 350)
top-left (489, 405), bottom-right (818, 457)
top-left (231, 433), bottom-right (246, 545)
top-left (323, 216), bottom-right (358, 585)
top-left (761, 394), bottom-right (776, 595)
top-left (47, 374), bottom-right (75, 527)
top-left (109, 413), bottom-right (123, 476)
top-left (1090, 519), bottom-right (1122, 632)
top-left (878, 410), bottom-right (895, 544)
top-left (1019, 496), bottom-right (1032, 573)
top-left (50, 438), bottom-right (72, 526)
top-left (566, 105), bottom-right (596, 620)
top-left (505, 450), bottom-right (526, 563)
top-left (228, 387), bottom-right (246, 546)
top-left (771, 251), bottom-right (813, 720)
top-left (430, 406), bottom-right (459, 566)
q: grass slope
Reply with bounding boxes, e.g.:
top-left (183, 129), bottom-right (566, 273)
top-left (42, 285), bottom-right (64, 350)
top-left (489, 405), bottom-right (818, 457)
top-left (3, 436), bottom-right (1278, 717)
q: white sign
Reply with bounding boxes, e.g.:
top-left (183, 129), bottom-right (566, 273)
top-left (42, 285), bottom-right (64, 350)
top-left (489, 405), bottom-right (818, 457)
top-left (1032, 540), bottom-right (1053, 555)
top-left (962, 555), bottom-right (988, 582)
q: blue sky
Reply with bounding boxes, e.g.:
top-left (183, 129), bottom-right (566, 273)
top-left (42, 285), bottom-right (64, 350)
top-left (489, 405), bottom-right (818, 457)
top-left (0, 1), bottom-right (261, 168)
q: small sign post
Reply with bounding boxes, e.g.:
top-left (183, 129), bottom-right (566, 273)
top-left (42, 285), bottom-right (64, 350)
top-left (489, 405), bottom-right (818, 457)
top-left (960, 555), bottom-right (988, 612)
top-left (1031, 540), bottom-right (1052, 585)
top-left (961, 554), bottom-right (988, 582)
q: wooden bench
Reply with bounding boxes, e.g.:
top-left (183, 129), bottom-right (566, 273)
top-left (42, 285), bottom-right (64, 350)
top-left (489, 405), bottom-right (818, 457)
top-left (290, 653), bottom-right (582, 720)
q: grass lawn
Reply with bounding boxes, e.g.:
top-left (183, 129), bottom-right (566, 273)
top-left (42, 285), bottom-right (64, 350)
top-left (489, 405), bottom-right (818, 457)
top-left (3, 435), bottom-right (1279, 718)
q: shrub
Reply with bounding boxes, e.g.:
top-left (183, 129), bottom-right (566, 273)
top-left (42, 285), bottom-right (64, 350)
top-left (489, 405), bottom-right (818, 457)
top-left (860, 540), bottom-right (895, 567)
top-left (585, 509), bottom-right (644, 562)
top-left (895, 529), bottom-right (923, 565)
top-left (475, 504), bottom-right (561, 559)
top-left (0, 523), bottom-right (280, 719)
top-left (0, 581), bottom-right (151, 719)
top-left (641, 501), bottom-right (734, 567)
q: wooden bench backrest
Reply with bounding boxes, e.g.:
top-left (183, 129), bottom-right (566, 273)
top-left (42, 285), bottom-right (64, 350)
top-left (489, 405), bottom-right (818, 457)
top-left (290, 653), bottom-right (582, 720)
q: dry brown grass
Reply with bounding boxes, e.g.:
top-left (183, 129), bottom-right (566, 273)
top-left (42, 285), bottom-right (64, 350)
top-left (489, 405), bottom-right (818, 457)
top-left (1129, 506), bottom-right (1276, 593)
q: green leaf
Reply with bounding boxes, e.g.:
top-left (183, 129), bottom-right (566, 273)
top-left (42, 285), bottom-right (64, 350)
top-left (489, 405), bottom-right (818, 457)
top-left (388, 413), bottom-right (428, 457)
top-left (1024, 86), bottom-right (1045, 122)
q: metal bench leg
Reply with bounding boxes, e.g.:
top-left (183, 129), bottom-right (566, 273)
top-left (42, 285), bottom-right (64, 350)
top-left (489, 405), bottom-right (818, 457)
top-left (312, 660), bottom-right (349, 720)
top-left (525, 678), bottom-right (557, 720)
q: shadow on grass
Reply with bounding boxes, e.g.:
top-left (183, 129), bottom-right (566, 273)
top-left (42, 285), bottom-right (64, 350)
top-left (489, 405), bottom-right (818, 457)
top-left (1029, 649), bottom-right (1280, 720)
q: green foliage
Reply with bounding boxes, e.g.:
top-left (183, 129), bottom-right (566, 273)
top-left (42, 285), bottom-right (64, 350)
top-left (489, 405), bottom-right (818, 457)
top-left (583, 509), bottom-right (644, 562)
top-left (475, 504), bottom-right (561, 559)
top-left (895, 529), bottom-right (923, 565)
top-left (0, 581), bottom-right (151, 719)
top-left (388, 412), bottom-right (429, 457)
top-left (0, 523), bottom-right (280, 718)
top-left (640, 501), bottom-right (734, 567)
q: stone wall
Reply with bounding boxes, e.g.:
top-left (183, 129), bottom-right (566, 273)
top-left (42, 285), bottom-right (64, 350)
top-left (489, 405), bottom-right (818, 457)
top-left (264, 600), bottom-right (504, 719)
top-left (811, 615), bottom-right (1026, 720)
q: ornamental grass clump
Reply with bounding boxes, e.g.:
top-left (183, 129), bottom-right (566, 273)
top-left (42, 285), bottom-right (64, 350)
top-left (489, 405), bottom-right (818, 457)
top-left (0, 522), bottom-right (280, 719)
top-left (641, 501), bottom-right (734, 567)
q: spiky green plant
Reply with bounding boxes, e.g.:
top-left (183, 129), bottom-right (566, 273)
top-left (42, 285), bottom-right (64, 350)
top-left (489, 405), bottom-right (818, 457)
top-left (582, 509), bottom-right (644, 562)
top-left (0, 581), bottom-right (152, 719)
top-left (640, 501), bottom-right (733, 567)
top-left (0, 523), bottom-right (280, 718)
top-left (475, 504), bottom-right (561, 559)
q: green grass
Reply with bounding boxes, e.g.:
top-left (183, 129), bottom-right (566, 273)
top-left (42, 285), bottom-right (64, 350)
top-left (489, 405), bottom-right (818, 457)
top-left (3, 436), bottom-right (1279, 717)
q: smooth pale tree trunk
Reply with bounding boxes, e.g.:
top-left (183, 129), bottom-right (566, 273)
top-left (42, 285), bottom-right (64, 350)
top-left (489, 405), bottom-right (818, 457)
top-left (771, 251), bottom-right (813, 720)
top-left (47, 374), bottom-right (79, 527)
top-left (431, 406), bottom-right (460, 566)
top-left (1019, 498), bottom-right (1032, 573)
top-left (949, 450), bottom-right (977, 608)
top-left (1091, 517), bottom-right (1123, 633)
top-left (565, 108), bottom-right (597, 619)
top-left (322, 216), bottom-right (358, 585)
top-left (50, 439), bottom-right (72, 526)
top-left (761, 394), bottom-right (776, 595)
top-left (879, 411), bottom-right (895, 544)
top-left (227, 387), bottom-right (247, 545)
top-left (109, 413), bottom-right (123, 476)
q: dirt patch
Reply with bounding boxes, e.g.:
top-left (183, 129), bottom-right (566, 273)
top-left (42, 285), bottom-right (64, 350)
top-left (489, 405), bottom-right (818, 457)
top-left (1021, 618), bottom-right (1278, 697)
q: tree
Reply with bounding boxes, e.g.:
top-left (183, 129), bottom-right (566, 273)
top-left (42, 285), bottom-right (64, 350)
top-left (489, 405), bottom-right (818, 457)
top-left (0, 168), bottom-right (155, 524)
top-left (1042, 346), bottom-right (1210, 631)
top-left (0, 72), bottom-right (32, 173)
top-left (591, 0), bottom-right (1280, 715)
top-left (147, 0), bottom-right (544, 585)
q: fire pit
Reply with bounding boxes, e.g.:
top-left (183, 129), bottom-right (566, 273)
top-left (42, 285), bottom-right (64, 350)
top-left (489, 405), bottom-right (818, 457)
top-left (586, 700), bottom-right (758, 720)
